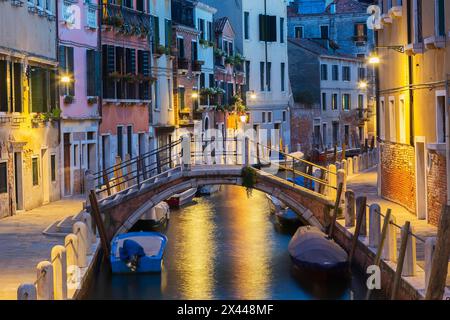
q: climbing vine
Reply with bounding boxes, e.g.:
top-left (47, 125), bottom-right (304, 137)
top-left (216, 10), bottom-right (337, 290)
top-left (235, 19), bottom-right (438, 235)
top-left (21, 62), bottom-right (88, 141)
top-left (241, 166), bottom-right (257, 197)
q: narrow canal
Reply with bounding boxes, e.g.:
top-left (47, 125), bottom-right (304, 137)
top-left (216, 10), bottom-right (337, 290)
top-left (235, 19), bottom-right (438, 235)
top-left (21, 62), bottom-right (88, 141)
top-left (87, 186), bottom-right (370, 300)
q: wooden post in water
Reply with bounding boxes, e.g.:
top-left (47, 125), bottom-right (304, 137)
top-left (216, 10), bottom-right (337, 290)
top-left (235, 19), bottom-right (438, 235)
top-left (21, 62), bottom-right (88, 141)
top-left (425, 205), bottom-right (450, 300)
top-left (349, 196), bottom-right (367, 265)
top-left (328, 182), bottom-right (344, 239)
top-left (366, 209), bottom-right (392, 300)
top-left (391, 221), bottom-right (411, 300)
top-left (89, 191), bottom-right (111, 263)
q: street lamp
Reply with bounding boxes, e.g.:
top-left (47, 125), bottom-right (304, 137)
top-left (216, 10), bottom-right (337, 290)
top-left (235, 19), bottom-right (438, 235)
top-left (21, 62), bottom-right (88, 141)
top-left (240, 114), bottom-right (247, 123)
top-left (191, 91), bottom-right (199, 99)
top-left (368, 55), bottom-right (380, 65)
top-left (249, 90), bottom-right (257, 100)
top-left (358, 80), bottom-right (368, 89)
top-left (60, 75), bottom-right (72, 84)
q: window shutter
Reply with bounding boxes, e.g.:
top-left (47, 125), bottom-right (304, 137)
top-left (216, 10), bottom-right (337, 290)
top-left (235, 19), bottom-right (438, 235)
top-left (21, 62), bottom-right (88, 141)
top-left (58, 46), bottom-right (67, 72)
top-left (49, 70), bottom-right (57, 111)
top-left (67, 47), bottom-right (74, 96)
top-left (86, 49), bottom-right (95, 96)
top-left (259, 14), bottom-right (265, 41)
top-left (269, 16), bottom-right (277, 42)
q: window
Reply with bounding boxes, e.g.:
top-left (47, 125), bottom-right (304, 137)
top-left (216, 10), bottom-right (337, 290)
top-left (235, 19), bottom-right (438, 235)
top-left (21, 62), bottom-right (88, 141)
top-left (358, 94), bottom-right (364, 109)
top-left (436, 94), bottom-right (446, 143)
top-left (282, 111), bottom-right (286, 122)
top-left (152, 16), bottom-right (160, 48)
top-left (123, 0), bottom-right (132, 8)
top-left (322, 93), bottom-right (327, 111)
top-left (165, 19), bottom-right (172, 48)
top-left (260, 62), bottom-right (265, 91)
top-left (267, 112), bottom-right (272, 123)
top-left (259, 14), bottom-right (277, 42)
top-left (436, 0), bottom-right (445, 36)
top-left (262, 112), bottom-right (266, 123)
top-left (177, 37), bottom-right (185, 58)
top-left (207, 21), bottom-right (213, 42)
top-left (266, 62), bottom-right (271, 91)
top-left (295, 26), bottom-right (303, 39)
top-left (389, 97), bottom-right (396, 142)
top-left (50, 154), bottom-right (56, 182)
top-left (280, 17), bottom-right (284, 43)
top-left (414, 0), bottom-right (423, 43)
top-left (320, 25), bottom-right (329, 39)
top-left (332, 122), bottom-right (339, 145)
top-left (32, 157), bottom-right (39, 186)
top-left (380, 98), bottom-right (386, 140)
top-left (0, 162), bottom-right (7, 193)
top-left (168, 78), bottom-right (172, 109)
top-left (320, 64), bottom-right (328, 81)
top-left (136, 0), bottom-right (144, 12)
top-left (358, 67), bottom-right (366, 81)
top-left (322, 123), bottom-right (327, 146)
top-left (154, 80), bottom-right (159, 109)
top-left (191, 41), bottom-right (198, 62)
top-left (399, 97), bottom-right (406, 143)
top-left (178, 87), bottom-right (185, 110)
top-left (244, 12), bottom-right (250, 40)
top-left (332, 65), bottom-right (339, 81)
top-left (127, 125), bottom-right (133, 157)
top-left (354, 23), bottom-right (367, 40)
top-left (198, 18), bottom-right (205, 40)
top-left (281, 63), bottom-right (285, 91)
top-left (332, 94), bottom-right (338, 110)
top-left (342, 66), bottom-right (351, 81)
top-left (342, 94), bottom-right (351, 110)
top-left (344, 125), bottom-right (350, 145)
top-left (59, 46), bottom-right (75, 96)
top-left (30, 67), bottom-right (54, 113)
top-left (117, 126), bottom-right (123, 159)
top-left (0, 61), bottom-right (7, 112)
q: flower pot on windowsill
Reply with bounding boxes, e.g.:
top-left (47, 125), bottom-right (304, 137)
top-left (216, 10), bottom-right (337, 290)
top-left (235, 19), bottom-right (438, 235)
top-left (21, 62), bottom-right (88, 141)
top-left (87, 97), bottom-right (98, 105)
top-left (63, 95), bottom-right (75, 104)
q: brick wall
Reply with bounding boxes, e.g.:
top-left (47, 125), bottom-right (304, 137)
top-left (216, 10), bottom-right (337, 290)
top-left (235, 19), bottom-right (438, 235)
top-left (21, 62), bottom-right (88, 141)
top-left (426, 151), bottom-right (447, 227)
top-left (380, 141), bottom-right (416, 213)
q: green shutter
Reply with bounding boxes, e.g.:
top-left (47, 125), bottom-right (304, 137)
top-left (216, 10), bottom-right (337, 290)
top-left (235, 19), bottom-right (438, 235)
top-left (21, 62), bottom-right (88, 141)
top-left (67, 47), bottom-right (74, 96)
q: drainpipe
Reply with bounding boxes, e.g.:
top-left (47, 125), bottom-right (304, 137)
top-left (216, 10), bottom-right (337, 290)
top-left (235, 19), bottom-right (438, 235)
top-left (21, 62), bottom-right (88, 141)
top-left (446, 74), bottom-right (450, 205)
top-left (97, 0), bottom-right (103, 173)
top-left (407, 0), bottom-right (414, 147)
top-left (55, 0), bottom-right (61, 147)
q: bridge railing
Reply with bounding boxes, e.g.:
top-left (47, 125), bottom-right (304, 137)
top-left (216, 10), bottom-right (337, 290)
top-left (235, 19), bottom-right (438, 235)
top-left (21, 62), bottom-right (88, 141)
top-left (93, 139), bottom-right (182, 198)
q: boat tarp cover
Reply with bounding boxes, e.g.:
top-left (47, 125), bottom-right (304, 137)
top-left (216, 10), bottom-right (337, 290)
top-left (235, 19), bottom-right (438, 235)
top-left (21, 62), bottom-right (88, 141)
top-left (288, 226), bottom-right (348, 267)
top-left (119, 239), bottom-right (146, 262)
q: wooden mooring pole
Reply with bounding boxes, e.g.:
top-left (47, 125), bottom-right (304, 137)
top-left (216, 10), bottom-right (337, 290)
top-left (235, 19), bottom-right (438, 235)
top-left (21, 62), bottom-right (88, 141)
top-left (391, 221), bottom-right (410, 300)
top-left (425, 205), bottom-right (450, 300)
top-left (89, 190), bottom-right (111, 263)
top-left (349, 196), bottom-right (367, 265)
top-left (328, 183), bottom-right (344, 239)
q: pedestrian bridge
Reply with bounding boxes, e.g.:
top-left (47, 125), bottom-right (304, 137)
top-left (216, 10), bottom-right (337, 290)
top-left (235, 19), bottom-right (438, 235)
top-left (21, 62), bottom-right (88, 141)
top-left (87, 137), bottom-right (340, 242)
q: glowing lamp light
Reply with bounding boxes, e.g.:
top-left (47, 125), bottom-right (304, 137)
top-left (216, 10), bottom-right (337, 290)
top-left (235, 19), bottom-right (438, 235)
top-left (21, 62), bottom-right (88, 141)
top-left (250, 91), bottom-right (257, 100)
top-left (368, 55), bottom-right (380, 65)
top-left (358, 81), bottom-right (368, 89)
top-left (240, 114), bottom-right (247, 123)
top-left (191, 92), bottom-right (199, 99)
top-left (60, 75), bottom-right (71, 84)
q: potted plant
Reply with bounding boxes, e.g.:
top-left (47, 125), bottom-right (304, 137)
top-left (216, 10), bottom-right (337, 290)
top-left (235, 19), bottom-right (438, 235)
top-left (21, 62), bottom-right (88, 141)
top-left (199, 38), bottom-right (209, 47)
top-left (87, 97), bottom-right (98, 105)
top-left (63, 95), bottom-right (74, 104)
top-left (108, 71), bottom-right (122, 81)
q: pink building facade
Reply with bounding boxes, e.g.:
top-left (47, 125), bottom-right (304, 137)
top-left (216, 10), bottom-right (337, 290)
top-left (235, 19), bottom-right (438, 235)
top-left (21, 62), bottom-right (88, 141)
top-left (58, 0), bottom-right (101, 195)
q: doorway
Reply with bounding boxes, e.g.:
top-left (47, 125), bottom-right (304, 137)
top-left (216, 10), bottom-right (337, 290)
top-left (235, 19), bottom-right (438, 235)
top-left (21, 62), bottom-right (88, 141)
top-left (13, 152), bottom-right (23, 211)
top-left (41, 149), bottom-right (50, 204)
top-left (64, 133), bottom-right (71, 195)
top-left (415, 138), bottom-right (427, 220)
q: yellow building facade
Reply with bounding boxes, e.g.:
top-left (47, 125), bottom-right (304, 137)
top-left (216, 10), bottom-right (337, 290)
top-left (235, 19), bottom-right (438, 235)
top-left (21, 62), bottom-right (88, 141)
top-left (376, 0), bottom-right (449, 226)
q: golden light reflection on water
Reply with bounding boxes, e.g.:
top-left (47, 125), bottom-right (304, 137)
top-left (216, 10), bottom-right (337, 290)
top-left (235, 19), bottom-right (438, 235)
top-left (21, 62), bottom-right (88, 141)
top-left (225, 187), bottom-right (272, 299)
top-left (162, 198), bottom-right (217, 299)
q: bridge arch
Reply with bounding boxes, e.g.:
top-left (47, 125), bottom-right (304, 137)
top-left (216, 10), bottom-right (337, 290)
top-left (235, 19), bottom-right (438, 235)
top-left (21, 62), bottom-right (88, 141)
top-left (92, 166), bottom-right (335, 241)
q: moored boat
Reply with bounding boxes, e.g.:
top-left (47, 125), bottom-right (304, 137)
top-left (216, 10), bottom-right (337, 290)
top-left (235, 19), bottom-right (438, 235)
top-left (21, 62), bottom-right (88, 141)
top-left (265, 194), bottom-right (288, 213)
top-left (130, 202), bottom-right (170, 231)
top-left (165, 188), bottom-right (197, 208)
top-left (110, 232), bottom-right (168, 274)
top-left (198, 184), bottom-right (221, 196)
top-left (275, 208), bottom-right (303, 230)
top-left (288, 226), bottom-right (349, 281)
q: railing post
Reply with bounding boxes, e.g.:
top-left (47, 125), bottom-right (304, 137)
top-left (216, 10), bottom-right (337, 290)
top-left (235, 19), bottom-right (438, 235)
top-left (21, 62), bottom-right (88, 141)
top-left (425, 205), bottom-right (450, 300)
top-left (65, 234), bottom-right (78, 269)
top-left (402, 224), bottom-right (416, 277)
top-left (36, 261), bottom-right (54, 300)
top-left (353, 156), bottom-right (359, 174)
top-left (72, 222), bottom-right (88, 268)
top-left (17, 284), bottom-right (37, 300)
top-left (327, 164), bottom-right (337, 199)
top-left (337, 169), bottom-right (346, 213)
top-left (349, 196), bottom-right (367, 265)
top-left (345, 190), bottom-right (356, 228)
top-left (313, 168), bottom-right (322, 193)
top-left (369, 204), bottom-right (381, 248)
top-left (328, 182), bottom-right (344, 239)
top-left (347, 157), bottom-right (353, 176)
top-left (89, 190), bottom-right (111, 262)
top-left (113, 156), bottom-right (123, 192)
top-left (84, 170), bottom-right (95, 202)
top-left (391, 221), bottom-right (411, 299)
top-left (382, 214), bottom-right (397, 262)
top-left (125, 154), bottom-right (133, 188)
top-left (181, 135), bottom-right (191, 170)
top-left (341, 159), bottom-right (348, 177)
top-left (51, 245), bottom-right (67, 300)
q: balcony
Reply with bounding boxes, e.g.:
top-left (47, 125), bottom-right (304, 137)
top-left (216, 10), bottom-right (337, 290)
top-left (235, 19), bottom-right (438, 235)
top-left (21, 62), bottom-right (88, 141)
top-left (388, 6), bottom-right (402, 18)
top-left (424, 36), bottom-right (446, 50)
top-left (192, 60), bottom-right (204, 73)
top-left (102, 4), bottom-right (151, 38)
top-left (177, 58), bottom-right (189, 73)
top-left (405, 42), bottom-right (424, 55)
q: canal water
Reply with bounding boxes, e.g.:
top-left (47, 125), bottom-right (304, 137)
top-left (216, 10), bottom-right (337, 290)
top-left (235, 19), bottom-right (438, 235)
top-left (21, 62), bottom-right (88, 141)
top-left (87, 186), bottom-right (370, 300)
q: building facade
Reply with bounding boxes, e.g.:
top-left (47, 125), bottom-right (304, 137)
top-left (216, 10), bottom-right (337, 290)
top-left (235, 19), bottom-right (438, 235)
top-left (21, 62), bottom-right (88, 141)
top-left (58, 0), bottom-right (100, 196)
top-left (0, 0), bottom-right (60, 217)
top-left (376, 0), bottom-right (449, 226)
top-left (288, 38), bottom-right (367, 155)
top-left (99, 0), bottom-right (152, 173)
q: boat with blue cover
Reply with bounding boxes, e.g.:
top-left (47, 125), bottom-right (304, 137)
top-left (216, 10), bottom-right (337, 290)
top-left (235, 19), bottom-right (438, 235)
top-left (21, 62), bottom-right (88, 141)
top-left (110, 232), bottom-right (168, 274)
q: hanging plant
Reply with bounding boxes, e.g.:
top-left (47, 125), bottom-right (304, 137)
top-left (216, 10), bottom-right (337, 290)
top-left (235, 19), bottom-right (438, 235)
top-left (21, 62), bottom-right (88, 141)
top-left (63, 95), bottom-right (74, 104)
top-left (199, 38), bottom-right (209, 47)
top-left (214, 48), bottom-right (226, 57)
top-left (87, 97), bottom-right (98, 105)
top-left (241, 166), bottom-right (257, 197)
top-left (224, 55), bottom-right (235, 66)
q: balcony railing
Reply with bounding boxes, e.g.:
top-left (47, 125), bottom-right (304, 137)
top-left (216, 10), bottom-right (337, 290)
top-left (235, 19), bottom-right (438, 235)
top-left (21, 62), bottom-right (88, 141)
top-left (178, 58), bottom-right (189, 71)
top-left (102, 4), bottom-right (151, 37)
top-left (192, 60), bottom-right (204, 72)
